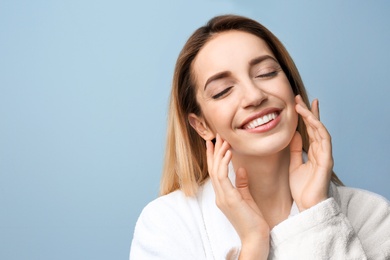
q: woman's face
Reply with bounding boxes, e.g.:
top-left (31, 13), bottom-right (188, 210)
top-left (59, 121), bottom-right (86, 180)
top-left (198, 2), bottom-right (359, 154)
top-left (189, 30), bottom-right (298, 157)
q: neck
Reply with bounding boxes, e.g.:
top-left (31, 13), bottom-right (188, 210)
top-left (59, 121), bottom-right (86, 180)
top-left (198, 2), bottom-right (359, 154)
top-left (231, 147), bottom-right (293, 228)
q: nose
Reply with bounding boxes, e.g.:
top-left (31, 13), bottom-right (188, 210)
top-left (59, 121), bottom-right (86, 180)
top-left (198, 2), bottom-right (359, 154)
top-left (240, 79), bottom-right (267, 108)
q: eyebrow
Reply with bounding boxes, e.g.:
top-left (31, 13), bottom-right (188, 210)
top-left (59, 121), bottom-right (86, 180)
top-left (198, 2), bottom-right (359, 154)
top-left (204, 71), bottom-right (232, 90)
top-left (249, 55), bottom-right (277, 66)
top-left (203, 55), bottom-right (277, 90)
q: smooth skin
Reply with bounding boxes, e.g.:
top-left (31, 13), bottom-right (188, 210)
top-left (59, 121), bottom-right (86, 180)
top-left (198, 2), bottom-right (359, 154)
top-left (189, 31), bottom-right (333, 259)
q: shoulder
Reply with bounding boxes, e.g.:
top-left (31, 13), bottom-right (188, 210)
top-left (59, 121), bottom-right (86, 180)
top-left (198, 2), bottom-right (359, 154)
top-left (135, 189), bottom-right (201, 233)
top-left (333, 185), bottom-right (390, 256)
top-left (142, 190), bottom-right (195, 214)
top-left (130, 190), bottom-right (206, 259)
top-left (334, 185), bottom-right (390, 218)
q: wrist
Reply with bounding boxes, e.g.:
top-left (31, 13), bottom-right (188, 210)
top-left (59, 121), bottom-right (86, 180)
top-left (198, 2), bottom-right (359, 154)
top-left (239, 236), bottom-right (269, 260)
top-left (297, 193), bottom-right (329, 212)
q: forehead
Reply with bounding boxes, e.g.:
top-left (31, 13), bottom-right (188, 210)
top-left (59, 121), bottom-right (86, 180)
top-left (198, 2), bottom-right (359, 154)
top-left (192, 31), bottom-right (274, 85)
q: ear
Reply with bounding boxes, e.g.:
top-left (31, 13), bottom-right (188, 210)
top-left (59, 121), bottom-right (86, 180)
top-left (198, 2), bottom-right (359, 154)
top-left (188, 113), bottom-right (215, 141)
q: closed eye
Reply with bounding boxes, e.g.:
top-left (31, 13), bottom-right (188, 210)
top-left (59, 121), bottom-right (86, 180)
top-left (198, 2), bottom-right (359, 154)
top-left (256, 70), bottom-right (278, 79)
top-left (212, 86), bottom-right (233, 99)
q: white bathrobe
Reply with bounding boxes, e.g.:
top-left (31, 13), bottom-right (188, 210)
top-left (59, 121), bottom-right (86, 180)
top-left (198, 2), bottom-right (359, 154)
top-left (130, 166), bottom-right (390, 259)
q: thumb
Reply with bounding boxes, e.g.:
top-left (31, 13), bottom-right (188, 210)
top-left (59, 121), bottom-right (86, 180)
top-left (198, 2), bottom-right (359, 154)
top-left (235, 167), bottom-right (263, 216)
top-left (235, 167), bottom-right (254, 201)
top-left (236, 167), bottom-right (249, 189)
top-left (289, 131), bottom-right (303, 172)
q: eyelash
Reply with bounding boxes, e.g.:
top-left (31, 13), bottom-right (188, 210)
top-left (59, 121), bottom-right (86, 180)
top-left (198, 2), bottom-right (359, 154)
top-left (256, 70), bottom-right (278, 78)
top-left (212, 86), bottom-right (233, 99)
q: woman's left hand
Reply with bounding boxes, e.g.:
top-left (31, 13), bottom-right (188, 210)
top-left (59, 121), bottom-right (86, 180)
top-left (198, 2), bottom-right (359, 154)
top-left (289, 95), bottom-right (333, 212)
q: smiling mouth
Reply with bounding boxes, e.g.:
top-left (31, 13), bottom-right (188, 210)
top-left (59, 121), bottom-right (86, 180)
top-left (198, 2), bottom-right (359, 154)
top-left (242, 112), bottom-right (279, 130)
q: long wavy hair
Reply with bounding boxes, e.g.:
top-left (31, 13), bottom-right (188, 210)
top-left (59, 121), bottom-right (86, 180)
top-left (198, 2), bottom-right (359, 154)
top-left (160, 14), bottom-right (343, 196)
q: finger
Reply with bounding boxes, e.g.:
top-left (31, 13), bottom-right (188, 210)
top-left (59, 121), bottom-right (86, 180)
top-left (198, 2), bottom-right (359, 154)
top-left (295, 95), bottom-right (316, 138)
top-left (295, 97), bottom-right (326, 143)
top-left (311, 99), bottom-right (320, 120)
top-left (235, 167), bottom-right (255, 202)
top-left (214, 133), bottom-right (223, 154)
top-left (213, 157), bottom-right (237, 207)
top-left (289, 131), bottom-right (303, 172)
top-left (216, 142), bottom-right (233, 184)
top-left (300, 108), bottom-right (330, 142)
top-left (295, 96), bottom-right (326, 137)
top-left (215, 139), bottom-right (231, 159)
top-left (235, 167), bottom-right (252, 201)
top-left (210, 134), bottom-right (229, 177)
top-left (217, 149), bottom-right (234, 188)
top-left (235, 168), bottom-right (262, 216)
top-left (235, 167), bottom-right (249, 190)
top-left (206, 136), bottom-right (225, 187)
top-left (296, 104), bottom-right (333, 163)
top-left (209, 139), bottom-right (233, 194)
top-left (206, 140), bottom-right (214, 173)
top-left (295, 108), bottom-right (315, 143)
top-left (303, 98), bottom-right (327, 142)
top-left (295, 95), bottom-right (310, 110)
top-left (295, 98), bottom-right (333, 170)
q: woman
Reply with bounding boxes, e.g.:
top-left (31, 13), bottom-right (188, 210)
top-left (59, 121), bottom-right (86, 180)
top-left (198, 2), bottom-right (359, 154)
top-left (130, 15), bottom-right (390, 259)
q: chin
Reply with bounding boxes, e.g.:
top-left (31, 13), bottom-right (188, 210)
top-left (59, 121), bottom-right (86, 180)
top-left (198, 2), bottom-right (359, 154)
top-left (233, 131), bottom-right (295, 157)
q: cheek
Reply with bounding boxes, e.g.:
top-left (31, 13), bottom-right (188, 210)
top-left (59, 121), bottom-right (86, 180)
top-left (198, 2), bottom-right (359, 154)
top-left (202, 103), bottom-right (236, 135)
top-left (263, 75), bottom-right (295, 101)
top-left (281, 82), bottom-right (296, 102)
top-left (204, 107), bottom-right (228, 129)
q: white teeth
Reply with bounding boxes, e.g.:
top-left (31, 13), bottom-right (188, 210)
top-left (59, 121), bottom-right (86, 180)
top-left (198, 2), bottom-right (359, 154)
top-left (245, 112), bottom-right (277, 129)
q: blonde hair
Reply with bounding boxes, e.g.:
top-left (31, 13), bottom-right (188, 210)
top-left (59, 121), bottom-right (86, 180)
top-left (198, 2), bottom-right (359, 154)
top-left (160, 15), bottom-right (343, 196)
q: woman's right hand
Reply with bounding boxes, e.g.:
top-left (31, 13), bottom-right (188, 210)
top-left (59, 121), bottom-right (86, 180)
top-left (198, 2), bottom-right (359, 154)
top-left (206, 134), bottom-right (270, 259)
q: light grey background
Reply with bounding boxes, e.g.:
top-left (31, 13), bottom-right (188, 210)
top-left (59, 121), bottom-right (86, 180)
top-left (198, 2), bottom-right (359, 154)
top-left (1, 1), bottom-right (389, 259)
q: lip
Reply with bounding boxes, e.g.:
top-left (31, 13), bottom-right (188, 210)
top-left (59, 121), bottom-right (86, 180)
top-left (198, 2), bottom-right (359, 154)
top-left (240, 108), bottom-right (282, 134)
top-left (240, 108), bottom-right (281, 128)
